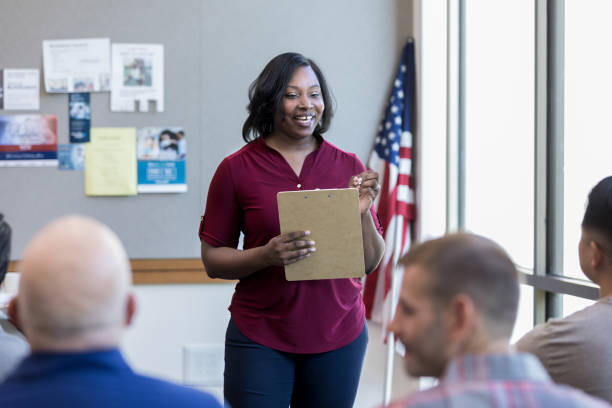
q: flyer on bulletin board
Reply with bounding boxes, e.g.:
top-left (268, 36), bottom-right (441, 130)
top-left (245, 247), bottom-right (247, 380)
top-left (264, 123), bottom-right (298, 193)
top-left (85, 127), bottom-right (137, 196)
top-left (57, 143), bottom-right (85, 170)
top-left (0, 115), bottom-right (57, 166)
top-left (137, 127), bottom-right (186, 193)
top-left (0, 69), bottom-right (40, 110)
top-left (111, 43), bottom-right (164, 112)
top-left (69, 93), bottom-right (91, 143)
top-left (42, 38), bottom-right (111, 93)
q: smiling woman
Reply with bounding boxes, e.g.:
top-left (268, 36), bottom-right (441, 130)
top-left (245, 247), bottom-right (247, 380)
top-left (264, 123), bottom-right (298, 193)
top-left (198, 52), bottom-right (385, 408)
top-left (266, 65), bottom-right (326, 176)
top-left (241, 53), bottom-right (334, 145)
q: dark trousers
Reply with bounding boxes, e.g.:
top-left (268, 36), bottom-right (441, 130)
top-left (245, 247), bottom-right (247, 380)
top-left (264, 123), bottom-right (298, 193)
top-left (224, 318), bottom-right (368, 408)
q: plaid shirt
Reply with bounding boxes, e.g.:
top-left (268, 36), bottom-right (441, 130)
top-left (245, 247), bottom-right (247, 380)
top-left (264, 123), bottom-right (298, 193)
top-left (388, 353), bottom-right (610, 408)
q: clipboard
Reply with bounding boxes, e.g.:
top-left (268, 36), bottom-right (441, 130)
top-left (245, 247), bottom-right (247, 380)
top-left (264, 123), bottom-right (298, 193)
top-left (277, 188), bottom-right (365, 281)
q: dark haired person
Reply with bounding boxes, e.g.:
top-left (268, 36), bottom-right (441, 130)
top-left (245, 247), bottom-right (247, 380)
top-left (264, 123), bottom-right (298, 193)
top-left (387, 233), bottom-right (608, 408)
top-left (199, 52), bottom-right (385, 407)
top-left (0, 214), bottom-right (28, 381)
top-left (517, 176), bottom-right (612, 404)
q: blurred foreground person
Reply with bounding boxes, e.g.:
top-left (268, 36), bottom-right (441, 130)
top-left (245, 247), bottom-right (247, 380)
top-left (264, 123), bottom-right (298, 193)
top-left (0, 216), bottom-right (222, 408)
top-left (387, 233), bottom-right (609, 408)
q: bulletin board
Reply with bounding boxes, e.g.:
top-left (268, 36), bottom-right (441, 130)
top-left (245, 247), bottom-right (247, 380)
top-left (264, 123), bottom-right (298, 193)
top-left (0, 0), bottom-right (207, 267)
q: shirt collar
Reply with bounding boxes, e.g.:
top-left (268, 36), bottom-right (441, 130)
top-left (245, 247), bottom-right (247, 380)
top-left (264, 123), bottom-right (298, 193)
top-left (442, 352), bottom-right (552, 384)
top-left (8, 348), bottom-right (132, 380)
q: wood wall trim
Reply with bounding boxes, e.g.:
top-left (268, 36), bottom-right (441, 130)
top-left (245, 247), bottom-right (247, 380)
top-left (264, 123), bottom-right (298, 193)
top-left (8, 258), bottom-right (232, 285)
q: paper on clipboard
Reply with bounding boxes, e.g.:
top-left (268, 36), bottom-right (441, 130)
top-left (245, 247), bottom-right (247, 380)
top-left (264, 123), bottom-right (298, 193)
top-left (277, 188), bottom-right (365, 281)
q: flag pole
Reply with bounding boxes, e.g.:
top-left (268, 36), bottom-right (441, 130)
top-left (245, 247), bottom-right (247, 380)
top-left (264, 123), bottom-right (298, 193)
top-left (383, 213), bottom-right (405, 406)
top-left (383, 334), bottom-right (394, 406)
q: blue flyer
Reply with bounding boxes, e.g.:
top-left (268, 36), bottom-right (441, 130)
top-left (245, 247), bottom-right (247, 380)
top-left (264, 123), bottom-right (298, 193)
top-left (69, 93), bottom-right (91, 143)
top-left (57, 143), bottom-right (85, 170)
top-left (137, 127), bottom-right (186, 193)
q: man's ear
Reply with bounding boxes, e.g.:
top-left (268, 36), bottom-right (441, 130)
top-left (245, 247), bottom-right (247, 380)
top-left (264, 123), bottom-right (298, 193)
top-left (590, 240), bottom-right (605, 268)
top-left (125, 293), bottom-right (137, 327)
top-left (447, 294), bottom-right (476, 344)
top-left (7, 296), bottom-right (21, 331)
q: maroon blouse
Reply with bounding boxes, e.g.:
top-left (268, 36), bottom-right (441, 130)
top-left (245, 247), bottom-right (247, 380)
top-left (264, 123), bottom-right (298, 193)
top-left (199, 137), bottom-right (382, 353)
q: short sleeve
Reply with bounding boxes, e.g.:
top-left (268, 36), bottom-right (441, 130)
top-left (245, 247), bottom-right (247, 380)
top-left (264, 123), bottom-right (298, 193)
top-left (515, 323), bottom-right (552, 368)
top-left (199, 158), bottom-right (242, 248)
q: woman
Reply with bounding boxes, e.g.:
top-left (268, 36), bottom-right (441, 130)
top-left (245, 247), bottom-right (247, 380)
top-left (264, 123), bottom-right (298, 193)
top-left (199, 52), bottom-right (385, 408)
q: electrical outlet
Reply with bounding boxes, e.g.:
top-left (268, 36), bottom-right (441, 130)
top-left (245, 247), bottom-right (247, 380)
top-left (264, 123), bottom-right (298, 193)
top-left (182, 343), bottom-right (224, 386)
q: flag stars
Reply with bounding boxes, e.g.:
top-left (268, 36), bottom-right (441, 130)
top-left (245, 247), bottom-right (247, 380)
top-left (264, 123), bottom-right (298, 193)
top-left (392, 142), bottom-right (399, 151)
top-left (394, 116), bottom-right (402, 125)
top-left (385, 121), bottom-right (391, 130)
top-left (398, 90), bottom-right (404, 99)
top-left (394, 79), bottom-right (401, 88)
top-left (391, 105), bottom-right (398, 114)
top-left (401, 65), bottom-right (406, 73)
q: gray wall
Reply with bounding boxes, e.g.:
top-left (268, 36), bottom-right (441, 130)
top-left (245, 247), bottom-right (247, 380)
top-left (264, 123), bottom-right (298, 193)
top-left (0, 0), bottom-right (413, 259)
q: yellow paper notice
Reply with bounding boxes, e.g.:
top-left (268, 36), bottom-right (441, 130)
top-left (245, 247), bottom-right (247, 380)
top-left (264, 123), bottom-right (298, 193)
top-left (85, 128), bottom-right (137, 196)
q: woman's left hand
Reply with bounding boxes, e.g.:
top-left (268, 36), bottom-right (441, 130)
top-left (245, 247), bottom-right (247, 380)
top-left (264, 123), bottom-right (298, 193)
top-left (349, 170), bottom-right (381, 214)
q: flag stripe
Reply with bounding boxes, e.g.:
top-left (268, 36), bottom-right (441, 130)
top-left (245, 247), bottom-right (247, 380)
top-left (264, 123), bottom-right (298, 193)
top-left (398, 174), bottom-right (413, 187)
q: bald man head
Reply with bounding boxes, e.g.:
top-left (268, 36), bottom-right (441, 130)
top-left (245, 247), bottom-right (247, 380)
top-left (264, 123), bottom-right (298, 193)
top-left (9, 216), bottom-right (135, 351)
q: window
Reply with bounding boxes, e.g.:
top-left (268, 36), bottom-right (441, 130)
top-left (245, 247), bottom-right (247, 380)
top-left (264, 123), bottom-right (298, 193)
top-left (462, 0), bottom-right (535, 271)
top-left (562, 293), bottom-right (595, 318)
top-left (511, 284), bottom-right (535, 343)
top-left (453, 0), bottom-right (602, 327)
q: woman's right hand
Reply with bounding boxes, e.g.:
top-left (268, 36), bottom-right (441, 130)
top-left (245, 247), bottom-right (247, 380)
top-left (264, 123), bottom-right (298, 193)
top-left (264, 231), bottom-right (316, 266)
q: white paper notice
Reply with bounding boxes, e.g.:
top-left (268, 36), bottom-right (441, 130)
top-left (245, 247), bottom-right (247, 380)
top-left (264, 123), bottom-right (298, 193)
top-left (111, 43), bottom-right (164, 112)
top-left (0, 69), bottom-right (40, 110)
top-left (42, 38), bottom-right (111, 93)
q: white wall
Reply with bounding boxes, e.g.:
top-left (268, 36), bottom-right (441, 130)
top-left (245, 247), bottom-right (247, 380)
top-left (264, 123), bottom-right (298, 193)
top-left (121, 283), bottom-right (233, 382)
top-left (121, 283), bottom-right (233, 403)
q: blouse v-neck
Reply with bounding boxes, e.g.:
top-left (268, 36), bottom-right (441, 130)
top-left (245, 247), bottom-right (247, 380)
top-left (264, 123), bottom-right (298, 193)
top-left (260, 137), bottom-right (322, 179)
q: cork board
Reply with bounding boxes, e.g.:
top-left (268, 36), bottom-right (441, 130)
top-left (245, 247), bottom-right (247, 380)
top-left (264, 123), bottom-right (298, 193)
top-left (277, 188), bottom-right (365, 281)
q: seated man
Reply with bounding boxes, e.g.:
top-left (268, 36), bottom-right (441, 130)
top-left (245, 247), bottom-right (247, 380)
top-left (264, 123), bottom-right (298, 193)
top-left (0, 215), bottom-right (222, 408)
top-left (387, 233), bottom-right (608, 407)
top-left (0, 214), bottom-right (28, 381)
top-left (517, 176), bottom-right (612, 403)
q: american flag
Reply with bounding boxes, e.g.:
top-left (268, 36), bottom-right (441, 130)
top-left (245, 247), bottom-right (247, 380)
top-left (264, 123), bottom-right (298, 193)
top-left (364, 41), bottom-right (416, 325)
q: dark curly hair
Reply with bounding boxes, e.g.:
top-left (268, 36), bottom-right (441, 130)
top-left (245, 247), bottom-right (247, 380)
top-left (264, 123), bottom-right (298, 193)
top-left (242, 52), bottom-right (335, 143)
